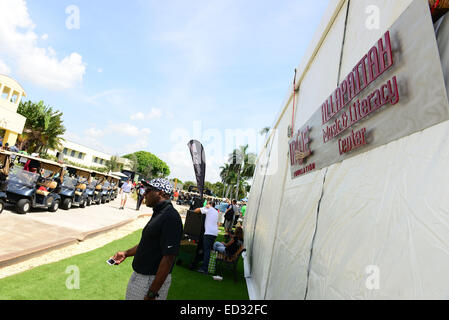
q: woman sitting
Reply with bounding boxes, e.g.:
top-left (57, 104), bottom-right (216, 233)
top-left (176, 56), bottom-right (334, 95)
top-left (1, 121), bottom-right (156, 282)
top-left (213, 226), bottom-right (244, 257)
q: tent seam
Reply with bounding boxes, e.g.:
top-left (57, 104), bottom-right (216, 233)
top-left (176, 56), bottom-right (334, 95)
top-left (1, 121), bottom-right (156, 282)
top-left (304, 167), bottom-right (328, 300)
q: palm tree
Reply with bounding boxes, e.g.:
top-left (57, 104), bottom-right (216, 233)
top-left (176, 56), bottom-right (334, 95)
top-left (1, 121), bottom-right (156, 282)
top-left (259, 126), bottom-right (270, 137)
top-left (219, 163), bottom-right (231, 197)
top-left (228, 145), bottom-right (256, 200)
top-left (17, 100), bottom-right (66, 153)
top-left (107, 155), bottom-right (122, 172)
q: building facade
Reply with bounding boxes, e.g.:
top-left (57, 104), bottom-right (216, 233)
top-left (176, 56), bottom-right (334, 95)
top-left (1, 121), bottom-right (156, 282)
top-left (0, 75), bottom-right (27, 147)
top-left (47, 139), bottom-right (133, 171)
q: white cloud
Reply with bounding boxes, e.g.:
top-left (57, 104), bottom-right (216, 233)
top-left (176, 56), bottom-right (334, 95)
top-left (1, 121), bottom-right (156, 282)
top-left (41, 33), bottom-right (48, 40)
top-left (160, 149), bottom-right (196, 182)
top-left (130, 108), bottom-right (163, 121)
top-left (141, 128), bottom-right (151, 135)
top-left (0, 0), bottom-right (86, 90)
top-left (82, 89), bottom-right (127, 107)
top-left (0, 59), bottom-right (11, 75)
top-left (130, 112), bottom-right (145, 121)
top-left (65, 123), bottom-right (152, 156)
top-left (147, 108), bottom-right (162, 119)
top-left (84, 127), bottom-right (104, 138)
top-left (108, 123), bottom-right (151, 137)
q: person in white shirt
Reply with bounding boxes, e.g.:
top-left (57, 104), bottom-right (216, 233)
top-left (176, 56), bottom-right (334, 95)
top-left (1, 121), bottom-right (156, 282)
top-left (120, 179), bottom-right (132, 210)
top-left (193, 201), bottom-right (219, 274)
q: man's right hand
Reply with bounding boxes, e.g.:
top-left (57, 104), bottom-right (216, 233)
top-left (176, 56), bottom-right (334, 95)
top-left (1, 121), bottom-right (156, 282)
top-left (112, 251), bottom-right (127, 265)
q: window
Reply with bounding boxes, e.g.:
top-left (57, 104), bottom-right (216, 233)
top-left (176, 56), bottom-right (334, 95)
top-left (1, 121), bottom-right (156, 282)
top-left (63, 148), bottom-right (68, 155)
top-left (93, 157), bottom-right (98, 163)
top-left (78, 152), bottom-right (83, 159)
top-left (2, 87), bottom-right (10, 100)
top-left (100, 159), bottom-right (104, 165)
top-left (10, 92), bottom-right (19, 104)
top-left (70, 150), bottom-right (76, 157)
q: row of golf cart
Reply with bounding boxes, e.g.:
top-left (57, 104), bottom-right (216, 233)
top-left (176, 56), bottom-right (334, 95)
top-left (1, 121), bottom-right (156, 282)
top-left (0, 150), bottom-right (121, 215)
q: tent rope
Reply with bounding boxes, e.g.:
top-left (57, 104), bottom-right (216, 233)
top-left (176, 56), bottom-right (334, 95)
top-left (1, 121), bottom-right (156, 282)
top-left (291, 69), bottom-right (298, 136)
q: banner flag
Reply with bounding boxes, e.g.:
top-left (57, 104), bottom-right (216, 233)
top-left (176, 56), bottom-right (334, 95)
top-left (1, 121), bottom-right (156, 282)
top-left (187, 140), bottom-right (206, 198)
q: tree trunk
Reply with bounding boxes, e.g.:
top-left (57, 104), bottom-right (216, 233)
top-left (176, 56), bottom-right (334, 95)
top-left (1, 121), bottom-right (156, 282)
top-left (222, 182), bottom-right (226, 198)
top-left (225, 185), bottom-right (232, 199)
top-left (235, 166), bottom-right (241, 201)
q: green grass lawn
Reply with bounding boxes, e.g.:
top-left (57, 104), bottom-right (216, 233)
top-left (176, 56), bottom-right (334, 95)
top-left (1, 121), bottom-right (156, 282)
top-left (0, 227), bottom-right (249, 300)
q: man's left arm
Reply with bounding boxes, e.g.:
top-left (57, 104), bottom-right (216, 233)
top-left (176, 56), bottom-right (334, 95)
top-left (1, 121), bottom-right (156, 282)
top-left (146, 215), bottom-right (183, 300)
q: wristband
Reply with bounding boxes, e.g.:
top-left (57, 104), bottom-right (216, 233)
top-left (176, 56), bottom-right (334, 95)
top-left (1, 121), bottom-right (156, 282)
top-left (146, 290), bottom-right (159, 299)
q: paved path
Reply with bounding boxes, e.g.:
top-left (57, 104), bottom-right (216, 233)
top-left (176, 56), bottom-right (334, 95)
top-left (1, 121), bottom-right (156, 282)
top-left (0, 196), bottom-right (159, 267)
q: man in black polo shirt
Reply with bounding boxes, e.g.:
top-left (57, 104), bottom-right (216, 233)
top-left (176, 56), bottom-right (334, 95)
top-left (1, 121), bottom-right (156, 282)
top-left (111, 178), bottom-right (183, 300)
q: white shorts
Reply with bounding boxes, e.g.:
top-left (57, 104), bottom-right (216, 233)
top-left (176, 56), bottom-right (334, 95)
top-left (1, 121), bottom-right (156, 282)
top-left (121, 192), bottom-right (130, 201)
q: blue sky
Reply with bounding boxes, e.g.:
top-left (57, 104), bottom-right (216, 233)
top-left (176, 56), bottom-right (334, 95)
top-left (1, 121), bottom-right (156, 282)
top-left (0, 0), bottom-right (330, 183)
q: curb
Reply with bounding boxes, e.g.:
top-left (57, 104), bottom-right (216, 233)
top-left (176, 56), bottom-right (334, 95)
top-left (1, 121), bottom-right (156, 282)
top-left (77, 217), bottom-right (139, 241)
top-left (0, 238), bottom-right (79, 268)
top-left (0, 216), bottom-right (146, 268)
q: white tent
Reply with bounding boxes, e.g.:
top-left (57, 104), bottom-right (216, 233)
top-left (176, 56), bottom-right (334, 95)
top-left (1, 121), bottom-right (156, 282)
top-left (244, 0), bottom-right (449, 300)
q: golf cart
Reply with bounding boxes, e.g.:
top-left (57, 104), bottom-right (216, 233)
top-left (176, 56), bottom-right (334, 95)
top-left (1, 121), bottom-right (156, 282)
top-left (97, 172), bottom-right (112, 204)
top-left (0, 150), bottom-right (12, 214)
top-left (88, 171), bottom-right (107, 205)
top-left (6, 153), bottom-right (63, 214)
top-left (59, 166), bottom-right (92, 210)
top-left (85, 171), bottom-right (100, 206)
top-left (109, 174), bottom-right (120, 200)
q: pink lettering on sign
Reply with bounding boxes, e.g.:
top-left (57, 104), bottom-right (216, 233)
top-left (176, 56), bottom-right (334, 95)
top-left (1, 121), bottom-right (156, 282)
top-left (321, 31), bottom-right (394, 125)
top-left (338, 128), bottom-right (367, 155)
top-left (322, 75), bottom-right (399, 143)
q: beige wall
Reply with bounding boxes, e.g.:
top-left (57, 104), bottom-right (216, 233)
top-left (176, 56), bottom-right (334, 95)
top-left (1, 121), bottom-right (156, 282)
top-left (0, 75), bottom-right (26, 146)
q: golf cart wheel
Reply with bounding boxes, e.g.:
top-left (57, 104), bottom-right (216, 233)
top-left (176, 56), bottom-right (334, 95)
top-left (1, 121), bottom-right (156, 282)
top-left (17, 199), bottom-right (31, 215)
top-left (86, 198), bottom-right (91, 206)
top-left (0, 200), bottom-right (4, 214)
top-left (49, 200), bottom-right (60, 212)
top-left (80, 199), bottom-right (86, 208)
top-left (62, 198), bottom-right (72, 210)
top-left (101, 198), bottom-right (106, 204)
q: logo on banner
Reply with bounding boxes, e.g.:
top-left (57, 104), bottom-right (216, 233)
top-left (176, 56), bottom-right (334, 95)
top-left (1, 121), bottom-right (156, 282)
top-left (289, 126), bottom-right (316, 178)
top-left (289, 126), bottom-right (312, 166)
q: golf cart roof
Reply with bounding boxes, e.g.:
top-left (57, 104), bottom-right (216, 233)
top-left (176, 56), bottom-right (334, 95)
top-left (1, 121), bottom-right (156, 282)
top-left (111, 171), bottom-right (128, 178)
top-left (0, 150), bottom-right (11, 170)
top-left (0, 150), bottom-right (12, 160)
top-left (108, 174), bottom-right (121, 180)
top-left (64, 165), bottom-right (92, 178)
top-left (91, 171), bottom-right (109, 178)
top-left (65, 164), bottom-right (92, 173)
top-left (11, 152), bottom-right (64, 172)
top-left (11, 152), bottom-right (64, 167)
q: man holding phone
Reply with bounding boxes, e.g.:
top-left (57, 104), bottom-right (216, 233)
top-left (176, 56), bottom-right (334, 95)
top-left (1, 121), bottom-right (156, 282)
top-left (111, 178), bottom-right (183, 300)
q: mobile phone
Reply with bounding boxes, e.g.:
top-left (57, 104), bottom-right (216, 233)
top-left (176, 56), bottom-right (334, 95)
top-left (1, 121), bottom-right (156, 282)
top-left (106, 258), bottom-right (117, 265)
